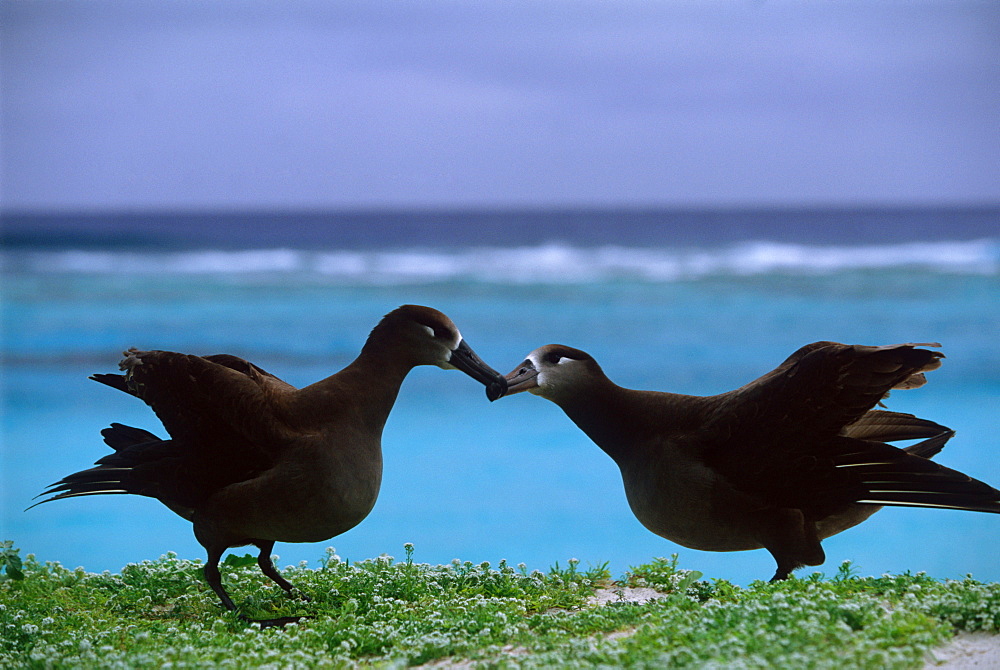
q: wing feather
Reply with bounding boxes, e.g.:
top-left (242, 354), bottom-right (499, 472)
top-left (701, 342), bottom-right (999, 516)
top-left (117, 349), bottom-right (294, 450)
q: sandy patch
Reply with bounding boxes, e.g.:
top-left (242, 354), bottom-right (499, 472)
top-left (587, 586), bottom-right (669, 606)
top-left (924, 632), bottom-right (1000, 669)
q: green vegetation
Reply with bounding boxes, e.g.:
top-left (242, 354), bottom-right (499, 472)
top-left (2, 542), bottom-right (998, 668)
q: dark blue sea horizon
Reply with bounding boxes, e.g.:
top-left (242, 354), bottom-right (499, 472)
top-left (3, 204), bottom-right (999, 251)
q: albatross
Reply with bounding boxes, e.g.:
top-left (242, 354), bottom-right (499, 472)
top-left (498, 341), bottom-right (1000, 581)
top-left (32, 305), bottom-right (506, 625)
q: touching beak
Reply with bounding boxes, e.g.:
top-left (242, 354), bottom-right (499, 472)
top-left (502, 360), bottom-right (539, 396)
top-left (448, 339), bottom-right (508, 402)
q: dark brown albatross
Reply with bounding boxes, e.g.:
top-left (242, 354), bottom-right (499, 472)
top-left (32, 305), bottom-right (506, 626)
top-left (499, 341), bottom-right (1000, 581)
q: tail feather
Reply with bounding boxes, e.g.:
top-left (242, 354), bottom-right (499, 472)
top-left (28, 469), bottom-right (132, 510)
top-left (30, 462), bottom-right (161, 509)
top-left (101, 423), bottom-right (160, 451)
top-left (857, 492), bottom-right (1000, 514)
top-left (901, 430), bottom-right (954, 459)
top-left (51, 466), bottom-right (133, 487)
top-left (28, 423), bottom-right (168, 510)
top-left (834, 448), bottom-right (1000, 515)
top-left (40, 479), bottom-right (129, 499)
top-left (844, 410), bottom-right (951, 442)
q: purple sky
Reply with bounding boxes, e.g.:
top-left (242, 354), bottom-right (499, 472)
top-left (3, 1), bottom-right (998, 211)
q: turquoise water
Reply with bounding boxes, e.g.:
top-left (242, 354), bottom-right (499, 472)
top-left (2, 210), bottom-right (998, 584)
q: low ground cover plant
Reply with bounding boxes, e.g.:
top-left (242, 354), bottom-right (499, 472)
top-left (2, 542), bottom-right (997, 668)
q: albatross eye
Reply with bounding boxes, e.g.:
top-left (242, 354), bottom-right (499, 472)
top-left (545, 352), bottom-right (564, 365)
top-left (418, 323), bottom-right (449, 340)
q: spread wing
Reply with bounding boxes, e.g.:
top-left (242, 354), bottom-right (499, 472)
top-left (92, 349), bottom-right (296, 449)
top-left (725, 341), bottom-right (943, 435)
top-left (38, 351), bottom-right (302, 511)
top-left (701, 342), bottom-right (1000, 518)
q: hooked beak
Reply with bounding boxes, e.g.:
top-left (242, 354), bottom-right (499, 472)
top-left (500, 360), bottom-right (539, 397)
top-left (447, 339), bottom-right (507, 402)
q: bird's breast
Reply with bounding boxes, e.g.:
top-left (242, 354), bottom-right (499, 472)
top-left (619, 456), bottom-right (767, 553)
top-left (204, 437), bottom-right (384, 544)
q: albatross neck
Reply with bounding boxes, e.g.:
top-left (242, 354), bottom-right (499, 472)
top-left (296, 343), bottom-right (417, 433)
top-left (554, 378), bottom-right (703, 466)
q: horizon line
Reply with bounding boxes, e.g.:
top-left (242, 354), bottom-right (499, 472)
top-left (4, 201), bottom-right (1000, 218)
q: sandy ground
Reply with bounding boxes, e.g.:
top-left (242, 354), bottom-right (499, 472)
top-left (587, 586), bottom-right (668, 606)
top-left (923, 633), bottom-right (1000, 669)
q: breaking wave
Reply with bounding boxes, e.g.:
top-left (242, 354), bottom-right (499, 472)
top-left (6, 239), bottom-right (997, 283)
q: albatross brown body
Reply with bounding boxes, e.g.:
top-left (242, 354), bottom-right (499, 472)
top-left (33, 305), bottom-right (505, 624)
top-left (500, 341), bottom-right (1000, 581)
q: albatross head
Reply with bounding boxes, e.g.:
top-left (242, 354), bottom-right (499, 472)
top-left (377, 305), bottom-right (507, 401)
top-left (499, 344), bottom-right (598, 401)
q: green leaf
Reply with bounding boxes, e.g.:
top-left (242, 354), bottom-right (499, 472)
top-left (1, 541), bottom-right (25, 581)
top-left (675, 570), bottom-right (703, 592)
top-left (223, 553), bottom-right (257, 568)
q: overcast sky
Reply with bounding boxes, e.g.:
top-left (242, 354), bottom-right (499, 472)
top-left (2, 1), bottom-right (998, 211)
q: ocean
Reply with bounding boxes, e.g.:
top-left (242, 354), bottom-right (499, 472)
top-left (2, 207), bottom-right (998, 585)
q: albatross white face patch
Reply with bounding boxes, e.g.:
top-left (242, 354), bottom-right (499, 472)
top-left (533, 351), bottom-right (585, 395)
top-left (419, 323), bottom-right (462, 355)
top-left (438, 328), bottom-right (464, 368)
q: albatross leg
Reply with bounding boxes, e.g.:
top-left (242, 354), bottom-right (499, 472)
top-left (764, 509), bottom-right (826, 582)
top-left (769, 557), bottom-right (799, 583)
top-left (253, 540), bottom-right (305, 597)
top-left (248, 540), bottom-right (312, 627)
top-left (202, 542), bottom-right (307, 628)
top-left (203, 544), bottom-right (239, 611)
